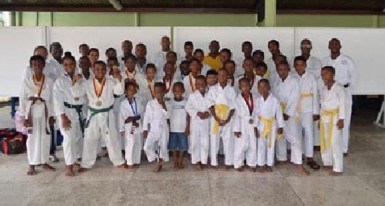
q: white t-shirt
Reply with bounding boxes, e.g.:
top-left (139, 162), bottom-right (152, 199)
top-left (169, 98), bottom-right (187, 133)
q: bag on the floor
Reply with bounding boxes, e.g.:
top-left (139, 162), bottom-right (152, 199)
top-left (0, 129), bottom-right (26, 155)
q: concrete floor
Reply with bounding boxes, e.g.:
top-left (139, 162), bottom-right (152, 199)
top-left (0, 106), bottom-right (385, 206)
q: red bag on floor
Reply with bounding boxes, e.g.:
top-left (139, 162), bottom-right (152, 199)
top-left (0, 129), bottom-right (26, 155)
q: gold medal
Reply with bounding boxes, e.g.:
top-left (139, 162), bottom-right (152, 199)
top-left (249, 119), bottom-right (254, 124)
top-left (74, 97), bottom-right (79, 101)
top-left (96, 100), bottom-right (102, 106)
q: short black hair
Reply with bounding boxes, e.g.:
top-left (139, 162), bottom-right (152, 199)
top-left (79, 43), bottom-right (89, 49)
top-left (29, 55), bottom-right (46, 67)
top-left (34, 45), bottom-right (48, 55)
top-left (154, 82), bottom-right (166, 90)
top-left (125, 81), bottom-right (137, 91)
top-left (242, 41), bottom-right (252, 48)
top-left (268, 40), bottom-right (280, 47)
top-left (252, 50), bottom-right (264, 58)
top-left (189, 58), bottom-right (202, 68)
top-left (105, 47), bottom-right (116, 55)
top-left (277, 60), bottom-right (289, 68)
top-left (136, 43), bottom-right (147, 49)
top-left (294, 56), bottom-right (307, 63)
top-left (184, 41), bottom-right (193, 47)
top-left (220, 48), bottom-right (232, 58)
top-left (124, 54), bottom-right (137, 63)
top-left (94, 60), bottom-right (106, 69)
top-left (255, 62), bottom-right (268, 70)
top-left (172, 82), bottom-right (185, 91)
top-left (238, 77), bottom-right (250, 85)
top-left (321, 66), bottom-right (335, 74)
top-left (146, 63), bottom-right (157, 72)
top-left (49, 42), bottom-right (62, 52)
top-left (206, 69), bottom-right (218, 76)
top-left (63, 52), bottom-right (76, 63)
top-left (193, 49), bottom-right (204, 55)
top-left (223, 59), bottom-right (235, 67)
top-left (89, 48), bottom-right (99, 55)
top-left (166, 51), bottom-right (177, 58)
top-left (243, 57), bottom-right (255, 64)
top-left (107, 56), bottom-right (119, 63)
top-left (258, 78), bottom-right (270, 87)
top-left (195, 75), bottom-right (206, 83)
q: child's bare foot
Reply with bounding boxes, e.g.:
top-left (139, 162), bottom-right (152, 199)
top-left (225, 165), bottom-right (232, 171)
top-left (42, 164), bottom-right (55, 171)
top-left (127, 165), bottom-right (134, 169)
top-left (155, 159), bottom-right (164, 173)
top-left (74, 163), bottom-right (81, 168)
top-left (173, 162), bottom-right (178, 169)
top-left (258, 166), bottom-right (266, 173)
top-left (133, 164), bottom-right (140, 168)
top-left (211, 165), bottom-right (219, 169)
top-left (249, 167), bottom-right (257, 172)
top-left (195, 164), bottom-right (202, 171)
top-left (78, 167), bottom-right (88, 173)
top-left (266, 166), bottom-right (273, 172)
top-left (277, 160), bottom-right (288, 165)
top-left (330, 171), bottom-right (343, 176)
top-left (295, 165), bottom-right (310, 176)
top-left (200, 164), bottom-right (206, 170)
top-left (27, 166), bottom-right (37, 175)
top-left (178, 161), bottom-right (184, 169)
top-left (117, 164), bottom-right (128, 169)
top-left (236, 167), bottom-right (244, 172)
top-left (65, 165), bottom-right (75, 177)
top-left (322, 166), bottom-right (333, 171)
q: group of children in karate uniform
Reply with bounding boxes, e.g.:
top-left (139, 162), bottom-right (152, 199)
top-left (19, 37), bottom-right (353, 177)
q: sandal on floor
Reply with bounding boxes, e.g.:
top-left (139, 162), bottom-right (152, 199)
top-left (307, 161), bottom-right (320, 170)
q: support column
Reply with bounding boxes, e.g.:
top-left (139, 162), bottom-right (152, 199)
top-left (264, 0), bottom-right (276, 27)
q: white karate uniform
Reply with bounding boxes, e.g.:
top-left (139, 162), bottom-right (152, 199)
top-left (119, 97), bottom-right (144, 166)
top-left (121, 70), bottom-right (148, 109)
top-left (293, 72), bottom-right (319, 158)
top-left (201, 63), bottom-right (211, 76)
top-left (319, 83), bottom-right (345, 172)
top-left (322, 54), bottom-right (356, 153)
top-left (156, 74), bottom-right (181, 101)
top-left (272, 75), bottom-right (302, 164)
top-left (234, 74), bottom-right (259, 97)
top-left (53, 74), bottom-right (87, 165)
top-left (19, 75), bottom-right (54, 165)
top-left (183, 74), bottom-right (197, 99)
top-left (232, 94), bottom-right (258, 168)
top-left (80, 78), bottom-right (125, 168)
top-left (207, 83), bottom-right (237, 166)
top-left (143, 99), bottom-right (170, 162)
top-left (22, 61), bottom-right (62, 83)
top-left (153, 51), bottom-right (169, 78)
top-left (266, 57), bottom-right (276, 79)
top-left (135, 60), bottom-right (148, 75)
top-left (255, 93), bottom-right (284, 166)
top-left (186, 90), bottom-right (210, 164)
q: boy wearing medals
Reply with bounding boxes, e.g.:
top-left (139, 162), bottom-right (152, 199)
top-left (233, 78), bottom-right (258, 171)
top-left (183, 58), bottom-right (201, 98)
top-left (79, 61), bottom-right (126, 171)
top-left (20, 55), bottom-right (55, 175)
top-left (161, 61), bottom-right (181, 101)
top-left (53, 53), bottom-right (86, 176)
top-left (235, 58), bottom-right (257, 96)
top-left (207, 68), bottom-right (237, 169)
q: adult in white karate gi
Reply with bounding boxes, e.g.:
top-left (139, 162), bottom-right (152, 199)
top-left (319, 66), bottom-right (345, 175)
top-left (273, 61), bottom-right (309, 175)
top-left (233, 78), bottom-right (258, 170)
top-left (293, 56), bottom-right (320, 170)
top-left (207, 69), bottom-right (237, 168)
top-left (20, 55), bottom-right (55, 175)
top-left (79, 61), bottom-right (126, 171)
top-left (322, 38), bottom-right (357, 155)
top-left (185, 76), bottom-right (211, 169)
top-left (53, 54), bottom-right (87, 176)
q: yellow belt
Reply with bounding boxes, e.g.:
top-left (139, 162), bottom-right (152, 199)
top-left (295, 93), bottom-right (313, 122)
top-left (258, 116), bottom-right (277, 148)
top-left (319, 108), bottom-right (339, 154)
top-left (212, 104), bottom-right (229, 135)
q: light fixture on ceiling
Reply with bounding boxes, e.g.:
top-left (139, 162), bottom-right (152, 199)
top-left (109, 0), bottom-right (123, 11)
